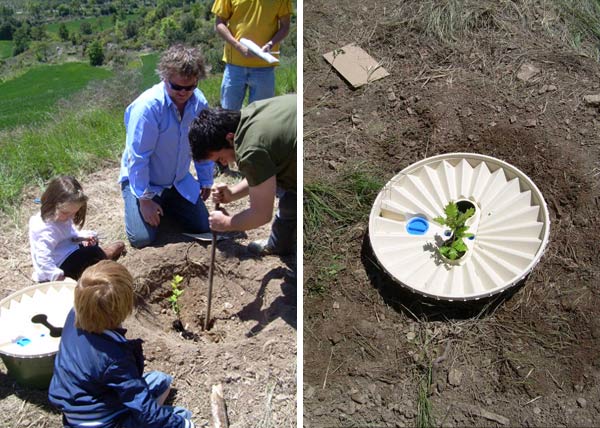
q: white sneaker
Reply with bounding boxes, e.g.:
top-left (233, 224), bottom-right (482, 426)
top-left (247, 239), bottom-right (273, 256)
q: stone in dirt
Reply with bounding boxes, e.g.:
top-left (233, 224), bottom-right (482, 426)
top-left (517, 63), bottom-right (541, 82)
top-left (525, 119), bottom-right (537, 128)
top-left (577, 397), bottom-right (587, 408)
top-left (583, 94), bottom-right (600, 106)
top-left (448, 368), bottom-right (463, 386)
top-left (387, 89), bottom-right (397, 102)
top-left (460, 403), bottom-right (510, 425)
top-left (350, 392), bottom-right (367, 404)
top-left (337, 400), bottom-right (357, 415)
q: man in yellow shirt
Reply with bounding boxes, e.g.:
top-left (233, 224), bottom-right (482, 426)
top-left (212, 0), bottom-right (293, 110)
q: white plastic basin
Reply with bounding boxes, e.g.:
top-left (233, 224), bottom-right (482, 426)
top-left (369, 153), bottom-right (550, 301)
top-left (0, 281), bottom-right (75, 388)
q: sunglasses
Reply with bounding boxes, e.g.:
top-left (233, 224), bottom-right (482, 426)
top-left (168, 80), bottom-right (197, 92)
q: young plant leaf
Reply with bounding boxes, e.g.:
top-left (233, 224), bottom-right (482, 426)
top-left (435, 201), bottom-right (475, 261)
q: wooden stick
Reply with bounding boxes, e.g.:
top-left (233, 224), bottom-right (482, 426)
top-left (210, 383), bottom-right (229, 428)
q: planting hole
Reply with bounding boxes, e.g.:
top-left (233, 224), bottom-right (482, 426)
top-left (456, 199), bottom-right (476, 213)
top-left (172, 319), bottom-right (200, 341)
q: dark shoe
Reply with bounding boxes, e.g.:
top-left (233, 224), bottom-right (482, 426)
top-left (247, 239), bottom-right (274, 256)
top-left (102, 241), bottom-right (126, 261)
top-left (285, 269), bottom-right (296, 284)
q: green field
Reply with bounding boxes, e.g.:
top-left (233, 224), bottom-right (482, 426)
top-left (46, 16), bottom-right (116, 36)
top-left (0, 62), bottom-right (113, 129)
top-left (0, 40), bottom-right (13, 59)
top-left (0, 106), bottom-right (124, 209)
top-left (140, 53), bottom-right (159, 91)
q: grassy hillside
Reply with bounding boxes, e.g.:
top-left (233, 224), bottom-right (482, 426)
top-left (140, 52), bottom-right (160, 91)
top-left (0, 40), bottom-right (12, 59)
top-left (0, 62), bottom-right (113, 129)
top-left (45, 16), bottom-right (116, 36)
top-left (0, 107), bottom-right (125, 208)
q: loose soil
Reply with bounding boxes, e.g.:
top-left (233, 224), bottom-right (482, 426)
top-left (0, 167), bottom-right (297, 428)
top-left (304, 1), bottom-right (600, 427)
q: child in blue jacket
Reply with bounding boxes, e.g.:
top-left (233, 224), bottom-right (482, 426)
top-left (48, 260), bottom-right (195, 428)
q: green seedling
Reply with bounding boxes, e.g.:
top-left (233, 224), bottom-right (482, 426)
top-left (168, 274), bottom-right (184, 316)
top-left (433, 201), bottom-right (474, 260)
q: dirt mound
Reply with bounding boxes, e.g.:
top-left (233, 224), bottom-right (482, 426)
top-left (0, 167), bottom-right (297, 428)
top-left (304, 1), bottom-right (600, 426)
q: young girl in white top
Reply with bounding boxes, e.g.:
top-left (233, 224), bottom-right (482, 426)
top-left (29, 176), bottom-right (126, 282)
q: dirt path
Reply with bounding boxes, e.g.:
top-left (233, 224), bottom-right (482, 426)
top-left (304, 1), bottom-right (600, 427)
top-left (0, 167), bottom-right (297, 428)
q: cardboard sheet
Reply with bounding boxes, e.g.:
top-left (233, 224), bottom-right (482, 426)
top-left (323, 43), bottom-right (389, 88)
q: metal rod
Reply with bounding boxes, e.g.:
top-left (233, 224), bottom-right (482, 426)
top-left (204, 202), bottom-right (219, 330)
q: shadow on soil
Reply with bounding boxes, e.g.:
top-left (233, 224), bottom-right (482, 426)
top-left (0, 370), bottom-right (58, 414)
top-left (360, 233), bottom-right (526, 321)
top-left (236, 265), bottom-right (297, 336)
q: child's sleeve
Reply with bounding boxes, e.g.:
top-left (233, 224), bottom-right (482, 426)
top-left (31, 224), bottom-right (64, 281)
top-left (105, 359), bottom-right (192, 428)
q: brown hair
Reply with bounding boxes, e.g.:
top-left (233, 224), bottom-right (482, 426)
top-left (189, 108), bottom-right (240, 160)
top-left (157, 44), bottom-right (206, 81)
top-left (40, 176), bottom-right (88, 228)
top-left (74, 260), bottom-right (134, 333)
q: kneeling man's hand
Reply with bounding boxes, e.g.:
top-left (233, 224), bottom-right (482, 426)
top-left (140, 199), bottom-right (163, 227)
top-left (200, 187), bottom-right (211, 201)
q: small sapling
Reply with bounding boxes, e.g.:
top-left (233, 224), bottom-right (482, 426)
top-left (433, 201), bottom-right (475, 260)
top-left (168, 274), bottom-right (184, 316)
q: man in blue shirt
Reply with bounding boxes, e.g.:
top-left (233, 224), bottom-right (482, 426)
top-left (119, 45), bottom-right (213, 248)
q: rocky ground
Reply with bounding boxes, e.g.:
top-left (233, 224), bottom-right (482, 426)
top-left (303, 1), bottom-right (600, 427)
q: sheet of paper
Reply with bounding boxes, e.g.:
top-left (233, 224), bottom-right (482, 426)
top-left (240, 38), bottom-right (279, 64)
top-left (323, 43), bottom-right (389, 88)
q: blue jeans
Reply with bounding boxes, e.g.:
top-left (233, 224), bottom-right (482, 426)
top-left (121, 181), bottom-right (209, 248)
top-left (267, 190), bottom-right (296, 256)
top-left (117, 371), bottom-right (192, 428)
top-left (221, 63), bottom-right (275, 110)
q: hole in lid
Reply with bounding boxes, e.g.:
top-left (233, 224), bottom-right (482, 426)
top-left (406, 217), bottom-right (429, 235)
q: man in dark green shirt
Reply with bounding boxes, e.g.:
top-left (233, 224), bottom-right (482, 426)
top-left (188, 94), bottom-right (296, 256)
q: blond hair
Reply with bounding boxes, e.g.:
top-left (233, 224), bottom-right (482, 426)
top-left (75, 260), bottom-right (134, 333)
top-left (157, 44), bottom-right (206, 81)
